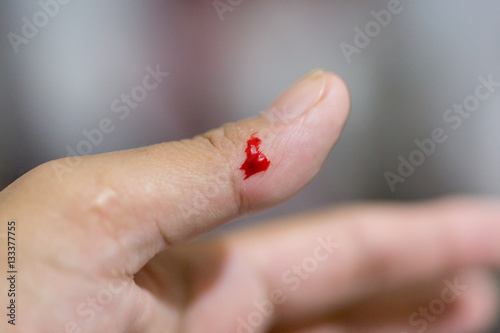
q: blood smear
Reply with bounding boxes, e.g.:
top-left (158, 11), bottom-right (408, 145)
top-left (240, 133), bottom-right (270, 180)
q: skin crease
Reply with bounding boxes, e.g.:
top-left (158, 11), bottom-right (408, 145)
top-left (0, 72), bottom-right (499, 333)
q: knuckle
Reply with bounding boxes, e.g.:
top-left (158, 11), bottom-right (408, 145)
top-left (198, 126), bottom-right (248, 214)
top-left (198, 124), bottom-right (242, 174)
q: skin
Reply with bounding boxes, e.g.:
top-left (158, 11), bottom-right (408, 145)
top-left (0, 71), bottom-right (499, 333)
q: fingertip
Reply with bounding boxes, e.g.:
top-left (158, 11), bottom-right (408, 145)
top-left (319, 71), bottom-right (351, 127)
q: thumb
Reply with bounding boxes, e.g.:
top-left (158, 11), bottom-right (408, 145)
top-left (6, 70), bottom-right (350, 272)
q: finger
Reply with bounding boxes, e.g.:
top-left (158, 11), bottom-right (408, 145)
top-left (216, 197), bottom-right (500, 328)
top-left (6, 70), bottom-right (350, 273)
top-left (428, 269), bottom-right (498, 333)
top-left (273, 269), bottom-right (498, 333)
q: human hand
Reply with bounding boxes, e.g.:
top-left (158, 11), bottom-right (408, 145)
top-left (1, 71), bottom-right (498, 333)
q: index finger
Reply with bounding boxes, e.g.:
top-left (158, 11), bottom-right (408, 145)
top-left (225, 197), bottom-right (500, 325)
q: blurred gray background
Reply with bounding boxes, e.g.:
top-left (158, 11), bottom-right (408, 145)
top-left (1, 1), bottom-right (500, 331)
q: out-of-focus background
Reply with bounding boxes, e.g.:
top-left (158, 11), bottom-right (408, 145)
top-left (1, 1), bottom-right (500, 331)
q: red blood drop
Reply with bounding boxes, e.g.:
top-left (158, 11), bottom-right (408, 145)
top-left (240, 133), bottom-right (270, 180)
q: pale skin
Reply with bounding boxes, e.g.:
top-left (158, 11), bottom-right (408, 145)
top-left (1, 71), bottom-right (499, 333)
